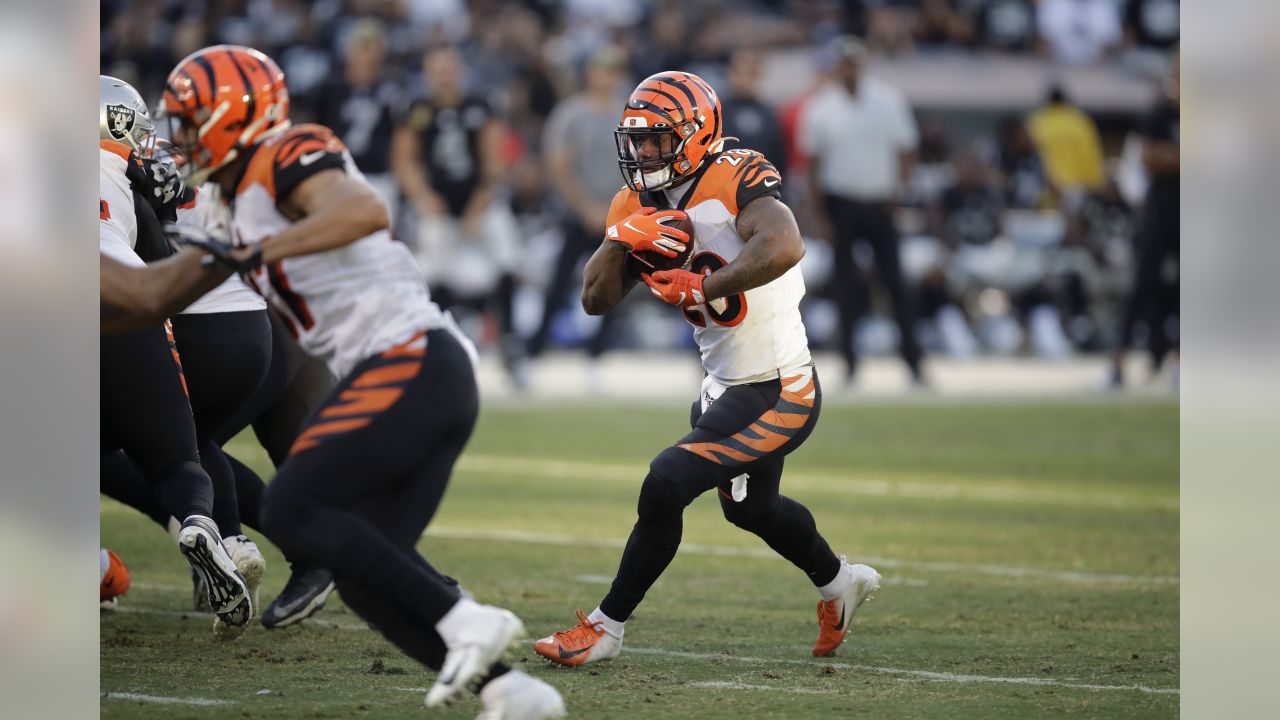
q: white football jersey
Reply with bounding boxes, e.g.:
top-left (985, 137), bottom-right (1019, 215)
top-left (176, 184), bottom-right (266, 315)
top-left (99, 141), bottom-right (143, 268)
top-left (229, 124), bottom-right (449, 378)
top-left (606, 148), bottom-right (811, 385)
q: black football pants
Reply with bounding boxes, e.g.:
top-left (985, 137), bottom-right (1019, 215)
top-left (259, 328), bottom-right (475, 671)
top-left (600, 368), bottom-right (842, 622)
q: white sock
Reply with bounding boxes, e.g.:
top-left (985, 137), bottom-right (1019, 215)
top-left (587, 607), bottom-right (624, 638)
top-left (817, 562), bottom-right (853, 601)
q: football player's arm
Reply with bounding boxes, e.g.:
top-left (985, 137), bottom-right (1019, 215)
top-left (260, 169), bottom-right (391, 263)
top-left (581, 241), bottom-right (638, 316)
top-left (100, 249), bottom-right (231, 333)
top-left (702, 196), bottom-right (805, 302)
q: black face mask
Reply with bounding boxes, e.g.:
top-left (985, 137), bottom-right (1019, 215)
top-left (614, 124), bottom-right (692, 192)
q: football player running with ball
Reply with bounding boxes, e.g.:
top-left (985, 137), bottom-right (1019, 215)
top-left (535, 72), bottom-right (881, 667)
top-left (162, 45), bottom-right (563, 718)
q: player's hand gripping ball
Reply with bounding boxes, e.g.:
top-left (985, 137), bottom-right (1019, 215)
top-left (608, 207), bottom-right (695, 279)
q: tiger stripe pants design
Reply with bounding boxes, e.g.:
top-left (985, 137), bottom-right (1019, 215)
top-left (259, 327), bottom-right (476, 670)
top-left (599, 366), bottom-right (843, 622)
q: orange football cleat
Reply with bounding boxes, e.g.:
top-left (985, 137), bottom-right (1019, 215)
top-left (100, 548), bottom-right (131, 607)
top-left (533, 610), bottom-right (621, 667)
top-left (813, 562), bottom-right (881, 657)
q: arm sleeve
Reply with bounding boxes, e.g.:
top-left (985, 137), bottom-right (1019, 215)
top-left (603, 187), bottom-right (640, 229)
top-left (734, 154), bottom-right (783, 211)
top-left (273, 126), bottom-right (349, 200)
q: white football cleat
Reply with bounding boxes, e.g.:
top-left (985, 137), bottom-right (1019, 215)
top-left (426, 599), bottom-right (526, 708)
top-left (177, 515), bottom-right (251, 629)
top-left (214, 535), bottom-right (265, 640)
top-left (475, 669), bottom-right (566, 720)
top-left (813, 560), bottom-right (881, 657)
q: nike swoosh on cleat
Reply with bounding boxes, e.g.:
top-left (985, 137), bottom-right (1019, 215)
top-left (832, 605), bottom-right (847, 632)
top-left (557, 645), bottom-right (591, 660)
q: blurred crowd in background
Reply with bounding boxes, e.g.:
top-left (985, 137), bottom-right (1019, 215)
top-left (101, 0), bottom-right (1179, 388)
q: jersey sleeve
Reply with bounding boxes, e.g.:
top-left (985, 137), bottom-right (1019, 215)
top-left (732, 153), bottom-right (783, 212)
top-left (604, 186), bottom-right (642, 230)
top-left (100, 148), bottom-right (138, 257)
top-left (272, 124), bottom-right (349, 200)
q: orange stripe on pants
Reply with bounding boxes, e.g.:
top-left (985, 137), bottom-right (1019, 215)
top-left (289, 417), bottom-right (372, 455)
top-left (319, 387), bottom-right (405, 419)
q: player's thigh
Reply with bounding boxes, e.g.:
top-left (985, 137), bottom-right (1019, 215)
top-left (268, 328), bottom-right (478, 512)
top-left (648, 384), bottom-right (777, 504)
top-left (171, 311), bottom-right (272, 439)
top-left (101, 326), bottom-right (199, 468)
top-left (679, 371), bottom-right (821, 471)
top-left (717, 455), bottom-right (785, 521)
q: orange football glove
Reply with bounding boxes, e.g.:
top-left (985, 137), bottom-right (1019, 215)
top-left (643, 268), bottom-right (706, 309)
top-left (606, 207), bottom-right (689, 258)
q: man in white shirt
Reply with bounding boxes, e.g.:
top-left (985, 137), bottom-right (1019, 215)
top-left (1037, 0), bottom-right (1122, 65)
top-left (799, 37), bottom-right (924, 385)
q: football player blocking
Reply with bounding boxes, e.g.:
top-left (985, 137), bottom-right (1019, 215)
top-left (160, 45), bottom-right (563, 718)
top-left (535, 72), bottom-right (882, 667)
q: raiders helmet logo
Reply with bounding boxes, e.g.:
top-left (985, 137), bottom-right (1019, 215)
top-left (106, 104), bottom-right (136, 140)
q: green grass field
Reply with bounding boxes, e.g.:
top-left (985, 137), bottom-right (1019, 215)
top-left (101, 399), bottom-right (1179, 719)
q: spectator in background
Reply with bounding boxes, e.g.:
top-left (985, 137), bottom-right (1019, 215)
top-left (1111, 58), bottom-right (1178, 386)
top-left (312, 19), bottom-right (401, 214)
top-left (994, 116), bottom-right (1053, 209)
top-left (1124, 0), bottom-right (1179, 52)
top-left (1028, 85), bottom-right (1106, 201)
top-left (800, 36), bottom-right (925, 385)
top-left (1122, 0), bottom-right (1179, 76)
top-left (939, 150), bottom-right (1004, 250)
top-left (913, 0), bottom-right (973, 49)
top-left (1035, 0), bottom-right (1121, 65)
top-left (720, 47), bottom-right (785, 172)
top-left (527, 45), bottom-right (631, 363)
top-left (1064, 172), bottom-right (1138, 350)
top-left (973, 0), bottom-right (1036, 53)
top-left (391, 45), bottom-right (524, 376)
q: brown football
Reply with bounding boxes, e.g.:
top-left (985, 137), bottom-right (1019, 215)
top-left (623, 214), bottom-right (695, 280)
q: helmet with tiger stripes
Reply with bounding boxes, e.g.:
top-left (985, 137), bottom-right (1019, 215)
top-left (162, 45), bottom-right (291, 185)
top-left (615, 71), bottom-right (725, 193)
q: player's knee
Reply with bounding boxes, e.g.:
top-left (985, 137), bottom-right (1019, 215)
top-left (636, 461), bottom-right (690, 525)
top-left (719, 491), bottom-right (780, 531)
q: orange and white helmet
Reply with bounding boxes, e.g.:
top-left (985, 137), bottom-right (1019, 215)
top-left (162, 45), bottom-right (290, 184)
top-left (615, 71), bottom-right (724, 192)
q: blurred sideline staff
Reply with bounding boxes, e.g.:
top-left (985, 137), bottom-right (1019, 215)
top-left (800, 36), bottom-right (924, 384)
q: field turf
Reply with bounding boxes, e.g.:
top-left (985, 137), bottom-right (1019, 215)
top-left (101, 399), bottom-right (1179, 719)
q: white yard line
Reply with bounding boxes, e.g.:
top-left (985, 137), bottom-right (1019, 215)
top-left (424, 526), bottom-right (1178, 586)
top-left (456, 454), bottom-right (1178, 511)
top-left (688, 680), bottom-right (829, 695)
top-left (107, 609), bottom-right (1176, 696)
top-left (623, 647), bottom-right (1179, 695)
top-left (103, 692), bottom-right (235, 706)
